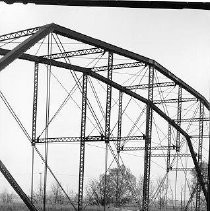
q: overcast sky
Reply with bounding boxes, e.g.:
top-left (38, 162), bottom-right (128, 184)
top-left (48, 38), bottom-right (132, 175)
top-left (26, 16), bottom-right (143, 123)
top-left (0, 2), bottom-right (210, 199)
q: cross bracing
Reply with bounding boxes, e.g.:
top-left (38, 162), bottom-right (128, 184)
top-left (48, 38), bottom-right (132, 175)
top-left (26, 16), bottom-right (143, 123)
top-left (0, 26), bottom-right (40, 41)
top-left (0, 23), bottom-right (209, 211)
top-left (42, 47), bottom-right (105, 59)
top-left (36, 135), bottom-right (145, 144)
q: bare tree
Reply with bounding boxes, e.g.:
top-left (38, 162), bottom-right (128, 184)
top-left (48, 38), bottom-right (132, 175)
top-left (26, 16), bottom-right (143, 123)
top-left (86, 165), bottom-right (137, 207)
top-left (190, 161), bottom-right (208, 209)
top-left (136, 175), bottom-right (156, 207)
top-left (50, 182), bottom-right (64, 205)
top-left (0, 189), bottom-right (14, 204)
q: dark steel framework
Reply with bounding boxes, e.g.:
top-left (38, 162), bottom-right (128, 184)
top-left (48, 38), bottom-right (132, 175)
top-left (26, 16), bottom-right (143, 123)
top-left (195, 102), bottom-right (204, 211)
top-left (142, 66), bottom-right (154, 211)
top-left (78, 74), bottom-right (88, 211)
top-left (31, 62), bottom-right (39, 202)
top-left (176, 86), bottom-right (182, 152)
top-left (0, 160), bottom-right (38, 211)
top-left (104, 52), bottom-right (113, 210)
top-left (116, 90), bottom-right (123, 206)
top-left (0, 24), bottom-right (209, 211)
top-left (1, 0), bottom-right (210, 10)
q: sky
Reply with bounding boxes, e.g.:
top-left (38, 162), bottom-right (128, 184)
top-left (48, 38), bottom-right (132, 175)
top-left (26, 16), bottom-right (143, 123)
top-left (1, 3), bottom-right (209, 97)
top-left (0, 2), bottom-right (210, 202)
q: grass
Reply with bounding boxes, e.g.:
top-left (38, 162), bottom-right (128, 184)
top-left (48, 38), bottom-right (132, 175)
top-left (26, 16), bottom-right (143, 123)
top-left (1, 203), bottom-right (200, 211)
top-left (0, 203), bottom-right (138, 211)
top-left (0, 203), bottom-right (104, 211)
top-left (0, 203), bottom-right (29, 211)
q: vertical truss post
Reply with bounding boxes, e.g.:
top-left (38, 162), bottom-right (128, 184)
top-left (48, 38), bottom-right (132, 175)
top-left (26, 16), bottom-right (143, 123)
top-left (176, 86), bottom-right (182, 152)
top-left (117, 91), bottom-right (123, 155)
top-left (31, 62), bottom-right (39, 203)
top-left (105, 52), bottom-right (113, 142)
top-left (142, 65), bottom-right (154, 211)
top-left (208, 106), bottom-right (210, 211)
top-left (195, 102), bottom-right (204, 211)
top-left (78, 73), bottom-right (88, 211)
top-left (167, 124), bottom-right (172, 173)
top-left (166, 124), bottom-right (172, 209)
top-left (104, 52), bottom-right (113, 211)
top-left (116, 91), bottom-right (123, 206)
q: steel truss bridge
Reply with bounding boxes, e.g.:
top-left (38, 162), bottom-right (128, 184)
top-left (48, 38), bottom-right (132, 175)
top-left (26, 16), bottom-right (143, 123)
top-left (0, 23), bottom-right (209, 211)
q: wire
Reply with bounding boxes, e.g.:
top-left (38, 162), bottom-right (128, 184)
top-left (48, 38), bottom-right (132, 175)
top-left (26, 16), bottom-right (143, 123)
top-left (0, 91), bottom-right (31, 140)
top-left (38, 36), bottom-right (106, 137)
top-left (88, 77), bottom-right (105, 119)
top-left (54, 34), bottom-right (104, 134)
top-left (0, 90), bottom-right (77, 209)
top-left (0, 37), bottom-right (19, 48)
top-left (34, 37), bottom-right (46, 56)
top-left (43, 33), bottom-right (52, 211)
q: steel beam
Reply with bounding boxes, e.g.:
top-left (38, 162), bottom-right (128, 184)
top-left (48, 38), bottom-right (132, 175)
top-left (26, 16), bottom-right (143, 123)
top-left (104, 52), bottom-right (113, 143)
top-left (78, 74), bottom-right (88, 211)
top-left (166, 124), bottom-right (171, 210)
top-left (31, 62), bottom-right (39, 203)
top-left (126, 82), bottom-right (175, 90)
top-left (0, 27), bottom-right (40, 41)
top-left (186, 136), bottom-right (207, 202)
top-left (153, 97), bottom-right (196, 104)
top-left (92, 61), bottom-right (145, 72)
top-left (104, 52), bottom-right (113, 210)
top-left (151, 153), bottom-right (192, 157)
top-left (174, 117), bottom-right (210, 122)
top-left (167, 124), bottom-right (172, 172)
top-left (170, 168), bottom-right (194, 171)
top-left (117, 91), bottom-right (123, 153)
top-left (0, 160), bottom-right (38, 211)
top-left (191, 135), bottom-right (209, 138)
top-left (2, 0), bottom-right (210, 10)
top-left (121, 145), bottom-right (175, 151)
top-left (142, 66), bottom-right (154, 211)
top-left (176, 86), bottom-right (182, 152)
top-left (32, 62), bottom-right (39, 146)
top-left (116, 91), bottom-right (123, 207)
top-left (42, 47), bottom-right (104, 59)
top-left (195, 102), bottom-right (204, 211)
top-left (36, 135), bottom-right (145, 143)
top-left (0, 24), bottom-right (54, 72)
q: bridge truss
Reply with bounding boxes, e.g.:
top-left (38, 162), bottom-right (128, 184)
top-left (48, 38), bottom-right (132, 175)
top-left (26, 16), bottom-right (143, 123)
top-left (0, 24), bottom-right (209, 211)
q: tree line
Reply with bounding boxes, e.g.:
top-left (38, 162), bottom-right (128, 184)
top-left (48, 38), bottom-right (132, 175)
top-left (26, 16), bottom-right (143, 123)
top-left (0, 163), bottom-right (207, 210)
